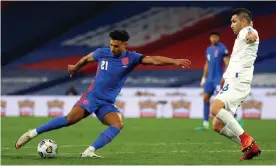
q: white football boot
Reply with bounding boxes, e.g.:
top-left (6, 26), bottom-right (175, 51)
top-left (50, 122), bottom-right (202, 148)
top-left (80, 147), bottom-right (103, 158)
top-left (15, 129), bottom-right (35, 149)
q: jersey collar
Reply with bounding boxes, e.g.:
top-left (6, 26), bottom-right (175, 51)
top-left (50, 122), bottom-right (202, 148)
top-left (112, 50), bottom-right (127, 59)
top-left (210, 42), bottom-right (220, 48)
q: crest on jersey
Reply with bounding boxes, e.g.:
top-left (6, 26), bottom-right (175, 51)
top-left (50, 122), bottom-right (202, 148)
top-left (121, 57), bottom-right (129, 65)
top-left (215, 50), bottom-right (219, 57)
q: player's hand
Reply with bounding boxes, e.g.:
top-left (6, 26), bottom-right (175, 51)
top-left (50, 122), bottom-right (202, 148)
top-left (174, 59), bottom-right (191, 68)
top-left (68, 65), bottom-right (78, 78)
top-left (246, 31), bottom-right (257, 43)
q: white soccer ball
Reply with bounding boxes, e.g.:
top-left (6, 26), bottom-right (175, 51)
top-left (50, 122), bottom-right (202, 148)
top-left (37, 139), bottom-right (58, 158)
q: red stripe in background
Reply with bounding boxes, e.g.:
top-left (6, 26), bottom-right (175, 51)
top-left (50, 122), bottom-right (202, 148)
top-left (19, 55), bottom-right (98, 71)
top-left (135, 12), bottom-right (276, 70)
top-left (19, 13), bottom-right (276, 73)
top-left (18, 15), bottom-right (226, 72)
top-left (127, 15), bottom-right (227, 54)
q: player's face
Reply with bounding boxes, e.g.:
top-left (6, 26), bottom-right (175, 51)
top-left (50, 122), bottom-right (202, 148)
top-left (110, 40), bottom-right (127, 56)
top-left (231, 15), bottom-right (241, 35)
top-left (231, 15), bottom-right (248, 35)
top-left (209, 35), bottom-right (220, 45)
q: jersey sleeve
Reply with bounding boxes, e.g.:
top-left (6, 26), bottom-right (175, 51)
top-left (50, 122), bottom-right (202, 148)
top-left (206, 48), bottom-right (210, 61)
top-left (239, 27), bottom-right (259, 45)
top-left (239, 27), bottom-right (257, 40)
top-left (132, 52), bottom-right (144, 65)
top-left (92, 48), bottom-right (103, 62)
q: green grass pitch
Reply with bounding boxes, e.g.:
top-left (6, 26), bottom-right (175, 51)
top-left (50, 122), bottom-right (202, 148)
top-left (1, 117), bottom-right (276, 165)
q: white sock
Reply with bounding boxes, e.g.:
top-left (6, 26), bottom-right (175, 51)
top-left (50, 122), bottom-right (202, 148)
top-left (29, 129), bottom-right (38, 138)
top-left (219, 125), bottom-right (241, 145)
top-left (84, 146), bottom-right (95, 153)
top-left (203, 121), bottom-right (209, 127)
top-left (216, 109), bottom-right (244, 136)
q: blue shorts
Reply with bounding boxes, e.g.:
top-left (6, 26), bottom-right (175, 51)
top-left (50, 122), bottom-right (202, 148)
top-left (74, 92), bottom-right (119, 123)
top-left (204, 79), bottom-right (221, 95)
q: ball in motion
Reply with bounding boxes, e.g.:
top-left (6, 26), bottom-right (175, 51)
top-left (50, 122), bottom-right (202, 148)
top-left (37, 139), bottom-right (58, 158)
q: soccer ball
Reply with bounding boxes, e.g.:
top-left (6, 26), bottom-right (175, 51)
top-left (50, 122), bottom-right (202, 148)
top-left (37, 139), bottom-right (58, 158)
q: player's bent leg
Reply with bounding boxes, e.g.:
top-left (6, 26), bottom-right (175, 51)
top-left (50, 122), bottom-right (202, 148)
top-left (210, 99), bottom-right (225, 117)
top-left (213, 117), bottom-right (241, 144)
top-left (212, 117), bottom-right (224, 133)
top-left (92, 112), bottom-right (123, 150)
top-left (15, 106), bottom-right (90, 149)
top-left (211, 99), bottom-right (256, 153)
top-left (196, 93), bottom-right (211, 131)
top-left (81, 110), bottom-right (122, 158)
top-left (102, 112), bottom-right (124, 128)
top-left (210, 100), bottom-right (241, 144)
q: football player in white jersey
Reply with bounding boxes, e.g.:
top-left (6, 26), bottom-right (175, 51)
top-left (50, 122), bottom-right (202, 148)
top-left (210, 8), bottom-right (261, 160)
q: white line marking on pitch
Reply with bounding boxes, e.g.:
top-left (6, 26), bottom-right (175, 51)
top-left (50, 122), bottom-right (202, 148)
top-left (2, 149), bottom-right (276, 155)
top-left (2, 144), bottom-right (276, 153)
top-left (2, 142), bottom-right (223, 150)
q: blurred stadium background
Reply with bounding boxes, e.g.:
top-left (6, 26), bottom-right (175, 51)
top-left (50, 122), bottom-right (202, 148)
top-left (1, 1), bottom-right (276, 165)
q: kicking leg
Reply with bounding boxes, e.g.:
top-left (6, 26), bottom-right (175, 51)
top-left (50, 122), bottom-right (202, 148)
top-left (15, 106), bottom-right (90, 149)
top-left (213, 117), bottom-right (241, 144)
top-left (81, 111), bottom-right (123, 158)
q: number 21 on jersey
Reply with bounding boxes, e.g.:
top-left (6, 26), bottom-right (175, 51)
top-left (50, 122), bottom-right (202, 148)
top-left (101, 60), bottom-right (108, 70)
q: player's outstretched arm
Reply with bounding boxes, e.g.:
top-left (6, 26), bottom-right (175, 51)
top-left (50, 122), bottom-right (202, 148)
top-left (141, 56), bottom-right (191, 68)
top-left (68, 52), bottom-right (95, 77)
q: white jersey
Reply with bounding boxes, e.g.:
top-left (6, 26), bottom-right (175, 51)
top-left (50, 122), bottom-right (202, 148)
top-left (223, 26), bottom-right (259, 83)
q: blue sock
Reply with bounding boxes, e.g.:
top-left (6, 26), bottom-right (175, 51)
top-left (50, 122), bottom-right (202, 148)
top-left (36, 116), bottom-right (68, 134)
top-left (92, 126), bottom-right (120, 150)
top-left (203, 102), bottom-right (210, 122)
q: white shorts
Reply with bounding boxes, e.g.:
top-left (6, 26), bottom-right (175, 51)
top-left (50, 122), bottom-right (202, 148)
top-left (214, 78), bottom-right (251, 115)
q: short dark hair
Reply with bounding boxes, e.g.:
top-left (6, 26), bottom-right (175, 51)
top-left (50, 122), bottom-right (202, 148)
top-left (232, 8), bottom-right (252, 23)
top-left (109, 29), bottom-right (130, 42)
top-left (209, 31), bottom-right (220, 36)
